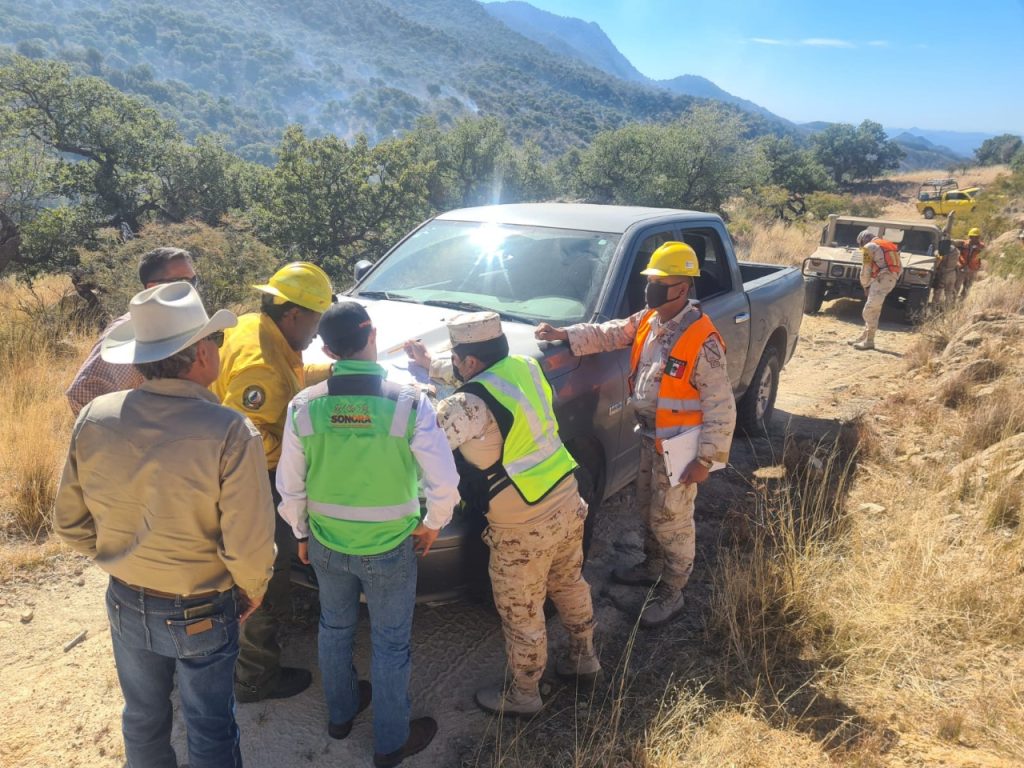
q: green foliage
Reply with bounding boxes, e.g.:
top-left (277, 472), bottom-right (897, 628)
top-left (974, 134), bottom-right (1022, 166)
top-left (0, 56), bottom-right (180, 230)
top-left (758, 135), bottom-right (833, 194)
top-left (78, 219), bottom-right (279, 317)
top-left (810, 120), bottom-right (904, 185)
top-left (570, 105), bottom-right (767, 212)
top-left (254, 125), bottom-right (433, 275)
top-left (803, 192), bottom-right (886, 220)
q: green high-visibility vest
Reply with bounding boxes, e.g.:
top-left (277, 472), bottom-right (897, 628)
top-left (459, 355), bottom-right (577, 505)
top-left (290, 360), bottom-right (420, 555)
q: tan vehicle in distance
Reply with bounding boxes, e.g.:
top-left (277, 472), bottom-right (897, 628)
top-left (801, 214), bottom-right (945, 323)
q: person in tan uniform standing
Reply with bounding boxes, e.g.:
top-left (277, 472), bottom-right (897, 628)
top-left (405, 312), bottom-right (599, 717)
top-left (851, 229), bottom-right (901, 351)
top-left (536, 241), bottom-right (736, 628)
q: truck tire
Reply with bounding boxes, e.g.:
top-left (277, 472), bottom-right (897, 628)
top-left (738, 346), bottom-right (780, 436)
top-left (922, 207), bottom-right (935, 219)
top-left (904, 289), bottom-right (929, 324)
top-left (569, 440), bottom-right (606, 558)
top-left (802, 278), bottom-right (825, 314)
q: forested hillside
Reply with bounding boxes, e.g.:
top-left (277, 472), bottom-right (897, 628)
top-left (0, 0), bottom-right (789, 160)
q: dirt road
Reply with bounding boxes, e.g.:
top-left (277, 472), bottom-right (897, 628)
top-left (0, 300), bottom-right (916, 768)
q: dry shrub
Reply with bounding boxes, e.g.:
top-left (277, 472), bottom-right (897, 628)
top-left (709, 437), bottom-right (856, 694)
top-left (0, 276), bottom-right (87, 539)
top-left (731, 220), bottom-right (817, 267)
top-left (959, 383), bottom-right (1024, 458)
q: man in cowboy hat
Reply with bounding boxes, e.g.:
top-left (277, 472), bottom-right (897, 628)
top-left (55, 282), bottom-right (276, 768)
top-left (212, 261), bottom-right (335, 702)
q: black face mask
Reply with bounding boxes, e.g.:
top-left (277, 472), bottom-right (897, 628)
top-left (646, 281), bottom-right (684, 309)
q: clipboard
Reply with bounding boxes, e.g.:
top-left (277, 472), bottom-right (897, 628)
top-left (661, 428), bottom-right (725, 486)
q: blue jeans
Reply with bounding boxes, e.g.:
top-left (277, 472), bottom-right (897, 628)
top-left (310, 535), bottom-right (417, 755)
top-left (105, 578), bottom-right (242, 768)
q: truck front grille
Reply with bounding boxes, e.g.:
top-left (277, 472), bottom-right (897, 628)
top-left (829, 264), bottom-right (861, 280)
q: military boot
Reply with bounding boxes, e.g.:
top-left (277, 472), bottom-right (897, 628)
top-left (556, 652), bottom-right (603, 687)
top-left (639, 583), bottom-right (686, 628)
top-left (847, 329), bottom-right (868, 347)
top-left (612, 558), bottom-right (662, 586)
top-left (474, 684), bottom-right (543, 717)
top-left (852, 331), bottom-right (875, 351)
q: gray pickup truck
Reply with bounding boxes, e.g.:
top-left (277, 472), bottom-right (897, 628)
top-left (304, 203), bottom-right (805, 600)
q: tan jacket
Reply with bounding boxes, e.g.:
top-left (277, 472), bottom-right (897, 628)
top-left (54, 378), bottom-right (276, 599)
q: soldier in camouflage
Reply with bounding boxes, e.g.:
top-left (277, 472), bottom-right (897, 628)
top-left (536, 241), bottom-right (736, 628)
top-left (405, 312), bottom-right (599, 718)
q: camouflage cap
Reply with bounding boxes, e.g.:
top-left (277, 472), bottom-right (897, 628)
top-left (447, 311), bottom-right (503, 345)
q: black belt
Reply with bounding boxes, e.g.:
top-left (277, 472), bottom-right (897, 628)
top-left (112, 576), bottom-right (222, 601)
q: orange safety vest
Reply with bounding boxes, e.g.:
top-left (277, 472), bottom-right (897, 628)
top-left (866, 238), bottom-right (901, 279)
top-left (629, 310), bottom-right (725, 451)
top-left (958, 241), bottom-right (984, 271)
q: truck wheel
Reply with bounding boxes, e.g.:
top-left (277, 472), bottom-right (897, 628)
top-left (802, 278), bottom-right (825, 314)
top-left (904, 289), bottom-right (929, 324)
top-left (922, 207), bottom-right (935, 219)
top-left (738, 346), bottom-right (780, 436)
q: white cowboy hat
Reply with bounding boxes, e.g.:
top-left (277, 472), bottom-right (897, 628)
top-left (101, 282), bottom-right (237, 365)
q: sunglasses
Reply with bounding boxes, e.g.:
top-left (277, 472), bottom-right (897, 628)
top-left (204, 330), bottom-right (225, 348)
top-left (151, 276), bottom-right (199, 288)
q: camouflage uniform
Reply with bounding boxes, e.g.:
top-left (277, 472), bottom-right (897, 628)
top-left (933, 239), bottom-right (960, 306)
top-left (563, 302), bottom-right (736, 591)
top-left (859, 242), bottom-right (899, 338)
top-left (431, 317), bottom-right (597, 701)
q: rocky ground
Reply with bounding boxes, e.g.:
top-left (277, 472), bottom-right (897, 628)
top-left (0, 299), bottom-right (931, 768)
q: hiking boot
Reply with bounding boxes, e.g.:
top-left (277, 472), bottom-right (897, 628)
top-left (852, 340), bottom-right (874, 350)
top-left (235, 666), bottom-right (312, 703)
top-left (611, 558), bottom-right (662, 587)
top-left (639, 584), bottom-right (686, 628)
top-left (373, 717), bottom-right (438, 768)
top-left (474, 683), bottom-right (544, 717)
top-left (555, 653), bottom-right (603, 687)
top-left (328, 680), bottom-right (373, 740)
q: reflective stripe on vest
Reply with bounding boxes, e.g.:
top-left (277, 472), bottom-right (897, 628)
top-left (291, 371), bottom-right (419, 525)
top-left (470, 355), bottom-right (577, 503)
top-left (308, 498), bottom-right (419, 523)
top-left (629, 309), bottom-right (725, 450)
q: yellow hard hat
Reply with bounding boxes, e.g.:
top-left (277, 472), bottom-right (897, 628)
top-left (254, 262), bottom-right (333, 313)
top-left (640, 242), bottom-right (701, 278)
top-left (967, 227), bottom-right (981, 237)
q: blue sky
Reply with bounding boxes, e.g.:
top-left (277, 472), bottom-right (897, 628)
top-left (483, 0), bottom-right (1024, 134)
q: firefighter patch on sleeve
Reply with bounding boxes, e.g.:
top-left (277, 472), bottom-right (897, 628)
top-left (242, 385), bottom-right (266, 411)
top-left (665, 356), bottom-right (687, 378)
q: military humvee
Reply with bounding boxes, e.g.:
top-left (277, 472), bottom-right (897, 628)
top-left (801, 214), bottom-right (944, 323)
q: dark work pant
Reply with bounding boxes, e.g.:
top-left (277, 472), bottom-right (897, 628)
top-left (234, 471), bottom-right (296, 697)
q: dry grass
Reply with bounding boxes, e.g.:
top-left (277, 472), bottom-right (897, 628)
top-left (732, 220), bottom-right (818, 266)
top-left (0, 276), bottom-right (90, 540)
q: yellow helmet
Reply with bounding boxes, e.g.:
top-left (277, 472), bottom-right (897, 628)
top-left (967, 227), bottom-right (981, 237)
top-left (640, 242), bottom-right (701, 278)
top-left (254, 262), bottom-right (333, 313)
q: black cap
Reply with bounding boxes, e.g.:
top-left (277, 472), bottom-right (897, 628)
top-left (318, 301), bottom-right (373, 355)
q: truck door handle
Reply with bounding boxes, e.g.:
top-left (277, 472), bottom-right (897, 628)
top-left (734, 313), bottom-right (750, 324)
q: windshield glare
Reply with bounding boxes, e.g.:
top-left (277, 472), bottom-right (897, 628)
top-left (358, 220), bottom-right (620, 325)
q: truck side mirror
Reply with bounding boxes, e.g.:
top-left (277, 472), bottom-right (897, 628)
top-left (353, 259), bottom-right (374, 282)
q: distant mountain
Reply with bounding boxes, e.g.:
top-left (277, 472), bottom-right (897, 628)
top-left (885, 127), bottom-right (996, 157)
top-left (890, 132), bottom-right (965, 172)
top-left (485, 0), bottom-right (646, 83)
top-left (483, 0), bottom-right (785, 123)
top-left (6, 0), bottom-right (780, 160)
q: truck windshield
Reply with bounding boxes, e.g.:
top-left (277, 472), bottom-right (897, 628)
top-left (357, 220), bottom-right (620, 325)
